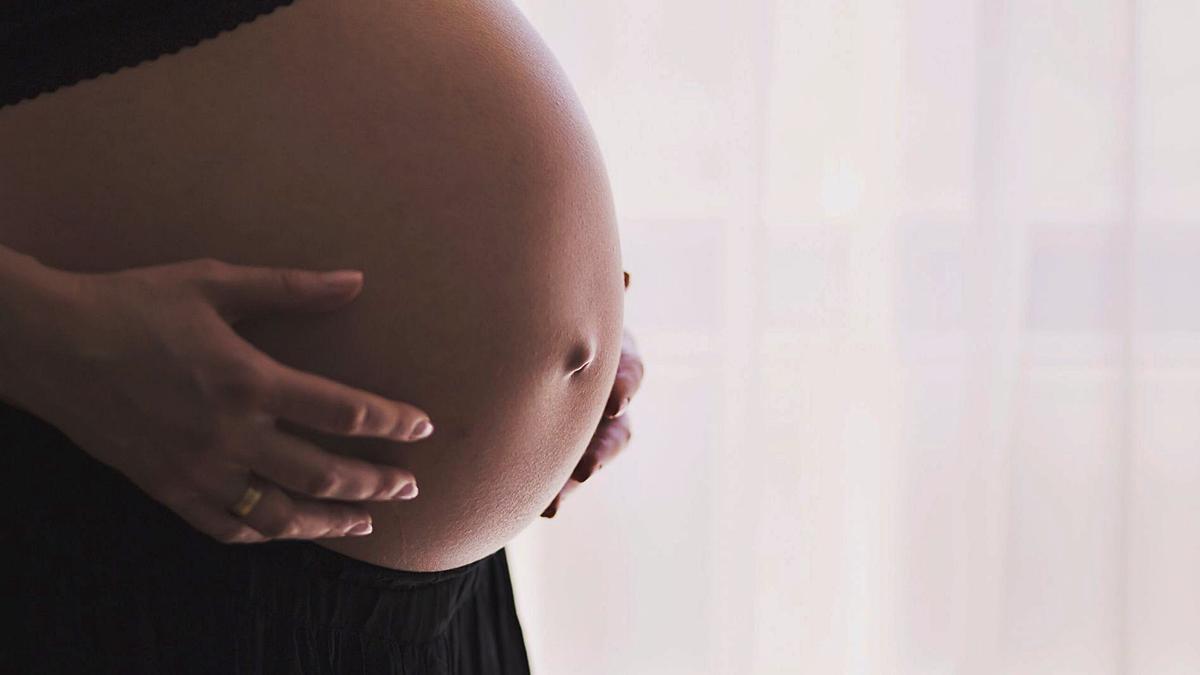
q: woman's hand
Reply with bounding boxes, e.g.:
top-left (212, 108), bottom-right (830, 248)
top-left (3, 255), bottom-right (435, 544)
top-left (542, 326), bottom-right (644, 518)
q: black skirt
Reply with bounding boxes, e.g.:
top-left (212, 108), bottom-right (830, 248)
top-left (0, 402), bottom-right (532, 674)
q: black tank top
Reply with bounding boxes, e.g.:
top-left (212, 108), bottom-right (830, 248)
top-left (0, 0), bottom-right (299, 110)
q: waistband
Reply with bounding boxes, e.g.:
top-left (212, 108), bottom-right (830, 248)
top-left (225, 539), bottom-right (499, 645)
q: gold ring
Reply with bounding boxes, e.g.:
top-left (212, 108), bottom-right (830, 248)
top-left (230, 483), bottom-right (263, 518)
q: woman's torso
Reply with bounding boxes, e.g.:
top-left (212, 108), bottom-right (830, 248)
top-left (0, 0), bottom-right (624, 571)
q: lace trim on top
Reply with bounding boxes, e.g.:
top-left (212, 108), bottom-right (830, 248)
top-left (0, 0), bottom-right (301, 110)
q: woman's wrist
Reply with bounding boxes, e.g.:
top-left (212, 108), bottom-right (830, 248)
top-left (0, 245), bottom-right (83, 412)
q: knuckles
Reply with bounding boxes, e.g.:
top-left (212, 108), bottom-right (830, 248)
top-left (204, 356), bottom-right (271, 412)
top-left (275, 269), bottom-right (307, 299)
top-left (188, 257), bottom-right (232, 281)
top-left (304, 470), bottom-right (341, 499)
top-left (256, 516), bottom-right (297, 539)
top-left (608, 415), bottom-right (633, 444)
top-left (331, 403), bottom-right (367, 435)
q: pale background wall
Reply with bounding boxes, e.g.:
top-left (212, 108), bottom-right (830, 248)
top-left (505, 1), bottom-right (1200, 673)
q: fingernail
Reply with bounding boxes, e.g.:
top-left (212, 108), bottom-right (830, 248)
top-left (396, 482), bottom-right (418, 500)
top-left (322, 270), bottom-right (363, 291)
top-left (409, 419), bottom-right (434, 441)
top-left (348, 521), bottom-right (373, 536)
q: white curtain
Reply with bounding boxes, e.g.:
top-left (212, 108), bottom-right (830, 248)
top-left (505, 1), bottom-right (1200, 673)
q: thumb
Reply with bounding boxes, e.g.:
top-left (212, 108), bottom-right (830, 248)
top-left (204, 264), bottom-right (364, 322)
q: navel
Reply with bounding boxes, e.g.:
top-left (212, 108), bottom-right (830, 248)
top-left (564, 337), bottom-right (597, 377)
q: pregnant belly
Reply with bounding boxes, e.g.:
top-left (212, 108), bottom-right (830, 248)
top-left (0, 0), bottom-right (624, 571)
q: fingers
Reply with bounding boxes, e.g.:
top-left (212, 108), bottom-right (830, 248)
top-left (175, 468), bottom-right (376, 543)
top-left (190, 268), bottom-right (436, 442)
top-left (571, 413), bottom-right (633, 483)
top-left (541, 478), bottom-right (584, 519)
top-left (171, 494), bottom-right (268, 544)
top-left (604, 330), bottom-right (644, 419)
top-left (169, 428), bottom-right (420, 544)
top-left (543, 413), bottom-right (634, 518)
top-left (193, 259), bottom-right (367, 323)
top-left (260, 358), bottom-right (434, 441)
top-left (228, 476), bottom-right (375, 541)
top-left (541, 491), bottom-right (563, 518)
top-left (252, 429), bottom-right (419, 502)
top-left (546, 325), bottom-right (642, 519)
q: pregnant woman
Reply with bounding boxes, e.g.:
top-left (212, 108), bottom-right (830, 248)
top-left (0, 1), bottom-right (643, 672)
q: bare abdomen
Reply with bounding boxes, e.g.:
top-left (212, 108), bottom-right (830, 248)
top-left (0, 0), bottom-right (624, 571)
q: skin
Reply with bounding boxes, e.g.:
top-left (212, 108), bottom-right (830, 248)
top-left (0, 0), bottom-right (638, 571)
top-left (0, 249), bottom-right (434, 543)
top-left (543, 322), bottom-right (643, 518)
